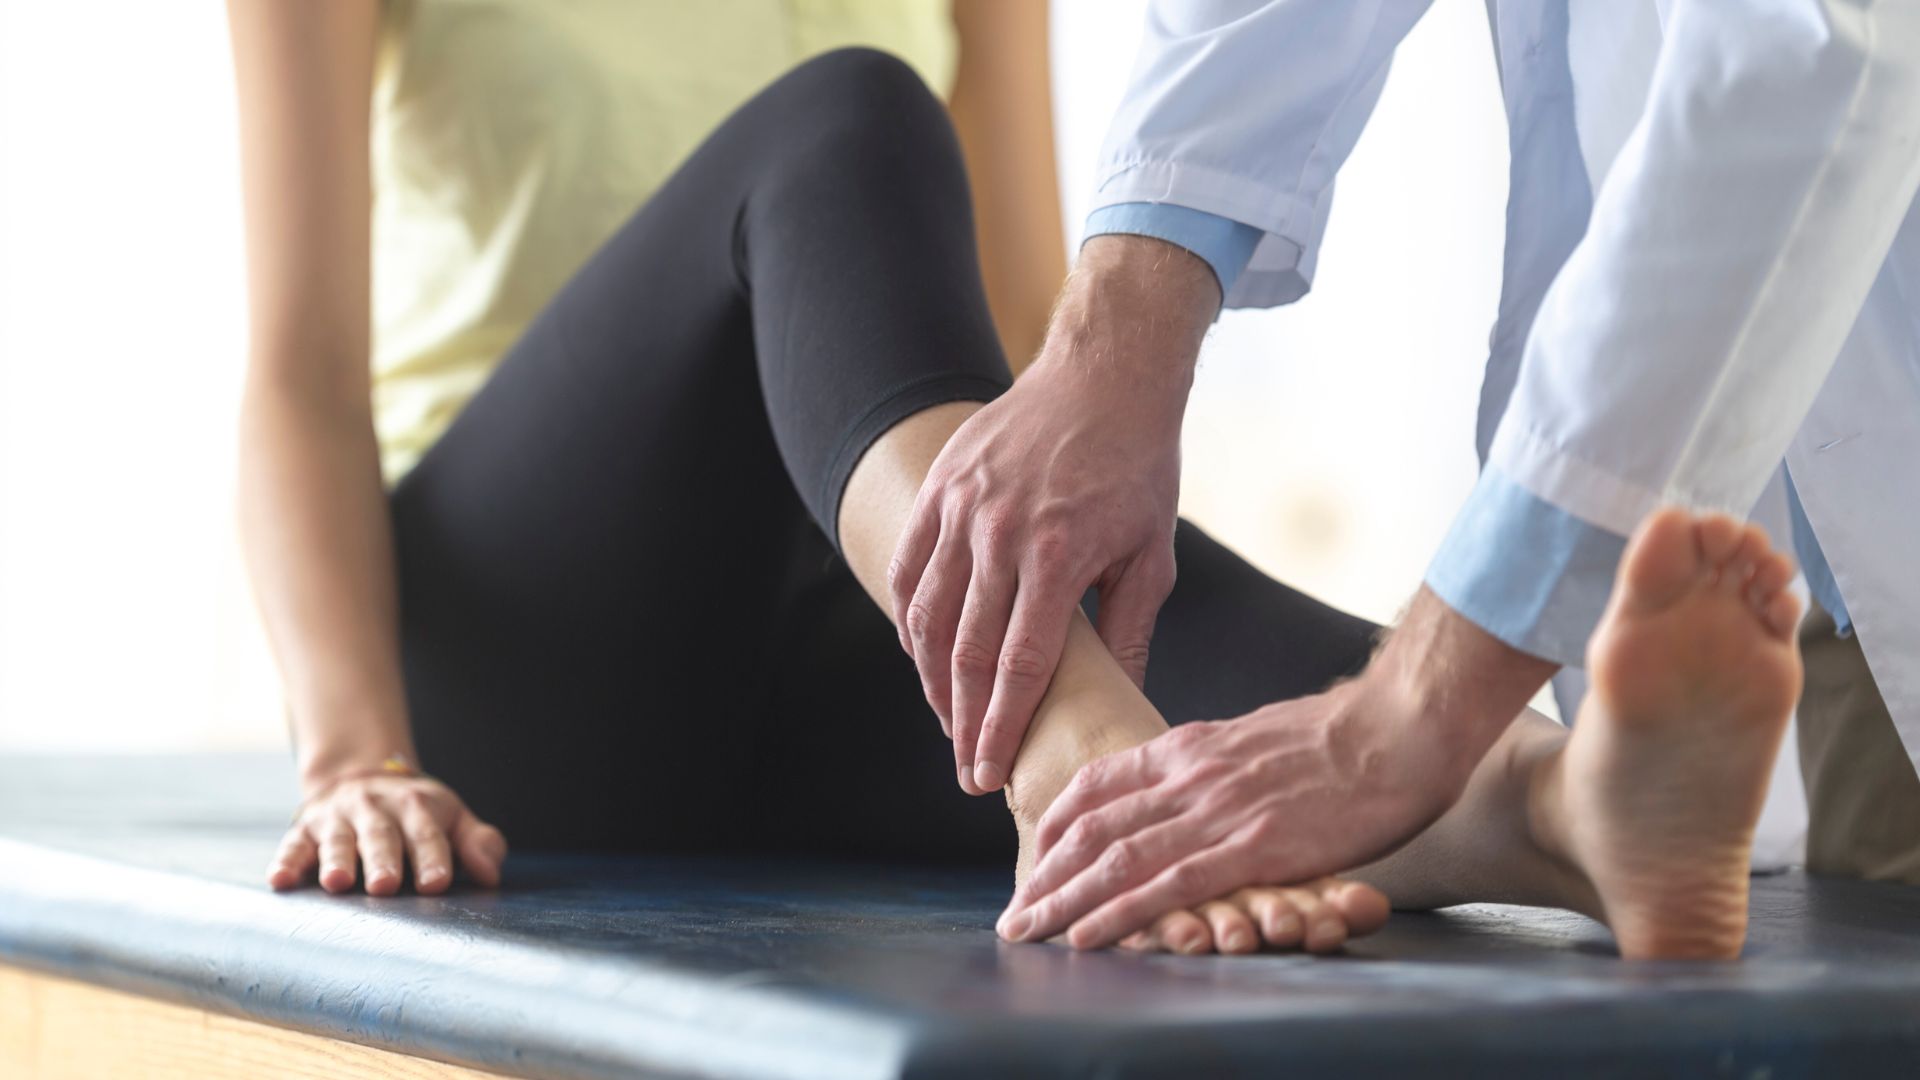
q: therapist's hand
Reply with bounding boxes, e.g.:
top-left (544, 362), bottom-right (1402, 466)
top-left (890, 235), bottom-right (1219, 795)
top-left (997, 587), bottom-right (1559, 948)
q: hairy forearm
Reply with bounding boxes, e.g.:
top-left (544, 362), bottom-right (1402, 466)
top-left (238, 373), bottom-right (414, 793)
top-left (1041, 234), bottom-right (1219, 408)
top-left (1363, 586), bottom-right (1560, 801)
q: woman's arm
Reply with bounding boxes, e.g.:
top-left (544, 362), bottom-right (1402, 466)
top-left (947, 0), bottom-right (1067, 374)
top-left (226, 0), bottom-right (503, 894)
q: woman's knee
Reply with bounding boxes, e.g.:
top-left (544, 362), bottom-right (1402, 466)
top-left (761, 47), bottom-right (956, 161)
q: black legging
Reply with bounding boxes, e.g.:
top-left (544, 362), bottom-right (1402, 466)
top-left (391, 49), bottom-right (1378, 866)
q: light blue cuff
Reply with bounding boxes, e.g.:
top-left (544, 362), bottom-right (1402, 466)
top-left (1424, 466), bottom-right (1627, 668)
top-left (1785, 470), bottom-right (1852, 637)
top-left (1083, 203), bottom-right (1263, 299)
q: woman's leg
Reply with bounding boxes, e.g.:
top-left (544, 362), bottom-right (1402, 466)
top-left (390, 46), bottom-right (1385, 926)
top-left (391, 49), bottom-right (1012, 853)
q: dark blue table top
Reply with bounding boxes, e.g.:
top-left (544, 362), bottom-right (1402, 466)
top-left (3, 754), bottom-right (1920, 1079)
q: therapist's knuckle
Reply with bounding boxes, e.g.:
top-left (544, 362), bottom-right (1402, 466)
top-left (977, 507), bottom-right (1020, 549)
top-left (1163, 722), bottom-right (1207, 752)
top-left (951, 638), bottom-right (997, 683)
top-left (996, 642), bottom-right (1048, 685)
top-left (1028, 521), bottom-right (1074, 563)
top-left (1100, 839), bottom-right (1141, 886)
top-left (1169, 859), bottom-right (1214, 898)
top-left (904, 600), bottom-right (940, 647)
top-left (1059, 815), bottom-right (1099, 856)
top-left (1073, 755), bottom-right (1112, 790)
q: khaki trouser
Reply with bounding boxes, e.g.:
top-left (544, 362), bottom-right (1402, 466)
top-left (1797, 603), bottom-right (1920, 884)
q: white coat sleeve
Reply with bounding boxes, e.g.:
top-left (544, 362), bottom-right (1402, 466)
top-left (1488, 0), bottom-right (1920, 539)
top-left (1091, 0), bottom-right (1436, 309)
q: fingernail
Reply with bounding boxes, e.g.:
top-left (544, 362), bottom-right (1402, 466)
top-left (1223, 929), bottom-right (1250, 951)
top-left (958, 765), bottom-right (974, 792)
top-left (1006, 912), bottom-right (1034, 941)
top-left (974, 760), bottom-right (1003, 791)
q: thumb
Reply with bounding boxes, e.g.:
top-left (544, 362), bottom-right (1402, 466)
top-left (1095, 555), bottom-right (1174, 689)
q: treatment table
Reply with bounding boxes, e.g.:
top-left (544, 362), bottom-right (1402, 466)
top-left (3, 755), bottom-right (1920, 1078)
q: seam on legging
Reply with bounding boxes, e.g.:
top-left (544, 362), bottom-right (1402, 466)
top-left (821, 372), bottom-right (1009, 553)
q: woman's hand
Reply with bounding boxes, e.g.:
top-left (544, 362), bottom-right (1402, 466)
top-left (268, 773), bottom-right (507, 896)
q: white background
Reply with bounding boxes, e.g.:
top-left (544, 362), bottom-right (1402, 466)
top-left (0, 1), bottom-right (1805, 861)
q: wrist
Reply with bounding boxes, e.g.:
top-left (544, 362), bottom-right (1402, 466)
top-left (1039, 234), bottom-right (1216, 406)
top-left (297, 743), bottom-right (420, 799)
top-left (1363, 586), bottom-right (1560, 786)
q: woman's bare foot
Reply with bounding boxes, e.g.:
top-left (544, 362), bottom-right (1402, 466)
top-left (1000, 620), bottom-right (1389, 955)
top-left (1534, 509), bottom-right (1802, 959)
top-left (835, 402), bottom-right (1387, 955)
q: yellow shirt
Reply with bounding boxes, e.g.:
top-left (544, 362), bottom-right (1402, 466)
top-left (369, 0), bottom-right (957, 483)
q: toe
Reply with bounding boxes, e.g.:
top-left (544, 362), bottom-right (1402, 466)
top-left (1153, 909), bottom-right (1213, 955)
top-left (1238, 888), bottom-right (1304, 948)
top-left (1693, 512), bottom-right (1745, 565)
top-left (1618, 508), bottom-right (1705, 612)
top-left (1318, 878), bottom-right (1391, 937)
top-left (1716, 522), bottom-right (1771, 592)
top-left (1763, 590), bottom-right (1804, 640)
top-left (1746, 549), bottom-right (1796, 607)
top-left (1282, 886), bottom-right (1348, 954)
top-left (1199, 900), bottom-right (1259, 954)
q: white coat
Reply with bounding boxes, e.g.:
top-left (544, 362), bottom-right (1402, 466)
top-left (1092, 0), bottom-right (1920, 767)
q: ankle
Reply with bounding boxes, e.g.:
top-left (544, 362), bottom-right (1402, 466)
top-left (1003, 694), bottom-right (1166, 827)
top-left (1522, 747), bottom-right (1606, 918)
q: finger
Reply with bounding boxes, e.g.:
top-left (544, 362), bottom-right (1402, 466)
top-left (888, 493), bottom-right (943, 653)
top-left (314, 814), bottom-right (359, 894)
top-left (450, 810), bottom-right (509, 888)
top-left (1064, 838), bottom-right (1255, 951)
top-left (1094, 553), bottom-right (1175, 690)
top-left (1198, 899), bottom-right (1258, 955)
top-left (906, 531), bottom-right (973, 738)
top-left (1030, 743), bottom-right (1161, 860)
top-left (971, 579), bottom-right (1078, 794)
top-left (1008, 787), bottom-right (1182, 919)
top-left (351, 802), bottom-right (407, 897)
top-left (1006, 809), bottom-right (1217, 945)
top-left (1151, 909), bottom-right (1213, 955)
top-left (1233, 887), bottom-right (1305, 949)
top-left (267, 825), bottom-right (318, 891)
top-left (949, 561), bottom-right (1016, 794)
top-left (394, 793), bottom-right (455, 895)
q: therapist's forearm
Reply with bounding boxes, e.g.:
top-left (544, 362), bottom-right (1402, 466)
top-left (1044, 233), bottom-right (1220, 403)
top-left (1364, 586), bottom-right (1561, 791)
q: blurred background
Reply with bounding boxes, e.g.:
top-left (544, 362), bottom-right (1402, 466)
top-left (0, 1), bottom-right (1798, 863)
